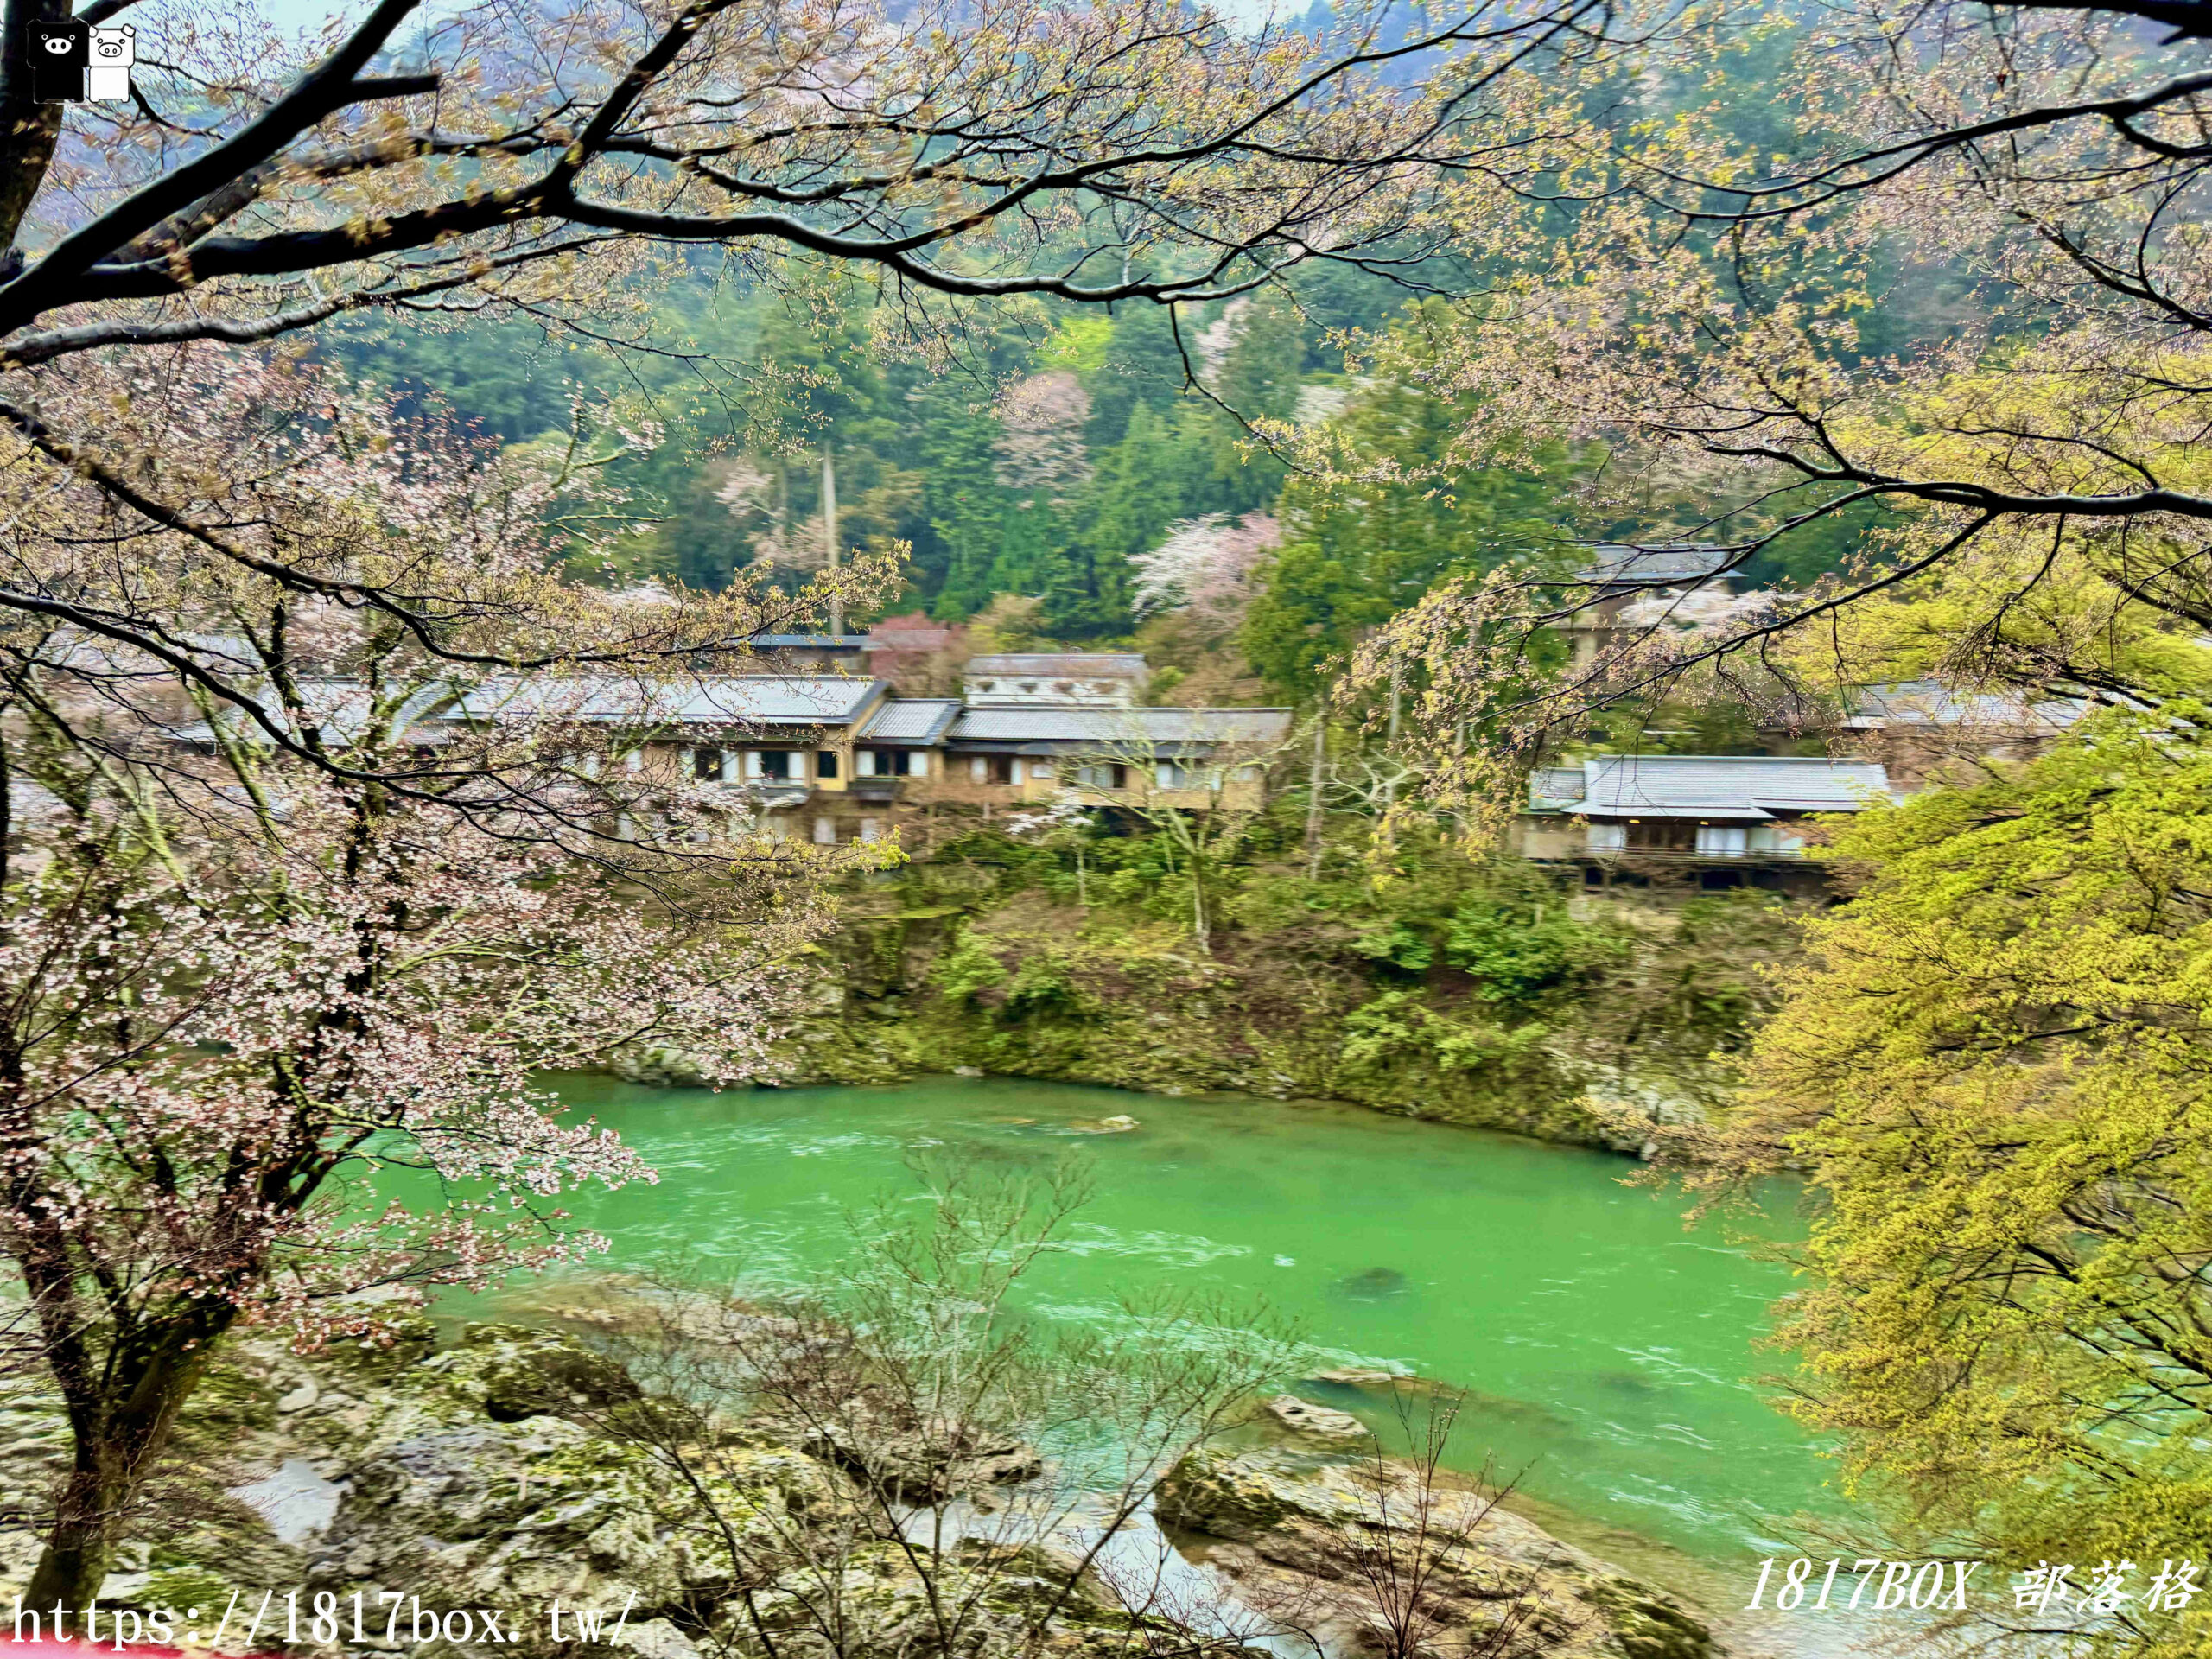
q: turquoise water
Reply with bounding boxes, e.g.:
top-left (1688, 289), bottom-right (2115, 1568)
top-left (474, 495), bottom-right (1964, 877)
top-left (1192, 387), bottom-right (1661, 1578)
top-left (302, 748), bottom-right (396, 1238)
top-left (462, 1073), bottom-right (1834, 1578)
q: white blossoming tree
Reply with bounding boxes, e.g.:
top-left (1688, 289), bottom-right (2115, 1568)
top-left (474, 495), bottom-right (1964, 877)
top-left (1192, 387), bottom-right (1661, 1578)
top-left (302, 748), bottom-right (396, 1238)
top-left (0, 346), bottom-right (869, 1607)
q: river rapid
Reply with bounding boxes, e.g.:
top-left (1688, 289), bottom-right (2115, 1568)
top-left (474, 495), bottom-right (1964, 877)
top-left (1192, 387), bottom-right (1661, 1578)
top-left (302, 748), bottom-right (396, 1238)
top-left (446, 1076), bottom-right (1849, 1584)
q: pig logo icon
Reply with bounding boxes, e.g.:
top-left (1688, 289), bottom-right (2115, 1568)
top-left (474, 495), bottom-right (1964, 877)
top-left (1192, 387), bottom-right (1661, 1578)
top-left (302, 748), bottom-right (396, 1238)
top-left (28, 20), bottom-right (88, 102)
top-left (86, 23), bottom-right (133, 101)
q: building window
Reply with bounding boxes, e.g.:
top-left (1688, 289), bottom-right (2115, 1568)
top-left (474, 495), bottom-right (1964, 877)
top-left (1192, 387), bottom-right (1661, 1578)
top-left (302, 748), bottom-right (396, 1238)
top-left (858, 817), bottom-right (882, 843)
top-left (817, 748), bottom-right (839, 779)
top-left (987, 754), bottom-right (1018, 785)
top-left (1076, 763), bottom-right (1128, 791)
top-left (1586, 822), bottom-right (1626, 854)
top-left (694, 747), bottom-right (723, 781)
top-left (812, 817), bottom-right (836, 845)
top-left (1695, 824), bottom-right (1748, 857)
top-left (862, 748), bottom-right (917, 777)
top-left (1155, 760), bottom-right (1190, 790)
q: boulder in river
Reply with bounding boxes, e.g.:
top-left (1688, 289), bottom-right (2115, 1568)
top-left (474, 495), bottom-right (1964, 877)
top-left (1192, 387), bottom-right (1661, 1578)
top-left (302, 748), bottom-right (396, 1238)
top-left (1265, 1394), bottom-right (1369, 1440)
top-left (1335, 1266), bottom-right (1408, 1300)
top-left (1160, 1446), bottom-right (1713, 1659)
top-left (1308, 1367), bottom-right (1402, 1387)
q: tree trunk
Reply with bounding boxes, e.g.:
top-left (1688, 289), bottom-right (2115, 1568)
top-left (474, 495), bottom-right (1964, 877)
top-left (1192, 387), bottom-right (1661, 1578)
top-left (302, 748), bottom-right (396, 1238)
top-left (0, 0), bottom-right (70, 251)
top-left (22, 1314), bottom-right (227, 1609)
top-left (24, 1471), bottom-right (123, 1611)
top-left (1189, 850), bottom-right (1210, 956)
top-left (1382, 663), bottom-right (1402, 809)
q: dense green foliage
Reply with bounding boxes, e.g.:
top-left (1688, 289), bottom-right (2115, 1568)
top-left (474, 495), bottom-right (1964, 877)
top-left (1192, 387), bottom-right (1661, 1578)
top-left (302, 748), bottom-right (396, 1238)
top-left (775, 810), bottom-right (1801, 1148)
top-left (1699, 712), bottom-right (2212, 1655)
top-left (1243, 365), bottom-right (1583, 696)
top-left (317, 261), bottom-right (1906, 656)
top-left (320, 278), bottom-right (1402, 638)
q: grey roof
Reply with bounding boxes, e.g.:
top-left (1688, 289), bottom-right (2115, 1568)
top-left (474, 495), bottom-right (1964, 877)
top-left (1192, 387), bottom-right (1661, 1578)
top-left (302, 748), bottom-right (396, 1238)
top-left (946, 706), bottom-right (1293, 752)
top-left (1574, 544), bottom-right (1736, 587)
top-left (168, 678), bottom-right (461, 749)
top-left (453, 676), bottom-right (886, 728)
top-left (963, 653), bottom-right (1149, 677)
top-left (859, 698), bottom-right (963, 743)
top-left (1844, 680), bottom-right (2087, 734)
top-left (1530, 754), bottom-right (1893, 819)
top-left (744, 634), bottom-right (870, 649)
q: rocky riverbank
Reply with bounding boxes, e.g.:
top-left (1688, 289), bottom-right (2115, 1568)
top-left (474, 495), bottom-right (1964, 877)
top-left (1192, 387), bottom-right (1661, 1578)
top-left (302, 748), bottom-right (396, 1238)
top-left (0, 1320), bottom-right (1714, 1659)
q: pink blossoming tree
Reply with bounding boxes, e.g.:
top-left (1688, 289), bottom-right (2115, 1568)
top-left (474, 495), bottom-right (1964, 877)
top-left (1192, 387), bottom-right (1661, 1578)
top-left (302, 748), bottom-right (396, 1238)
top-left (0, 346), bottom-right (874, 1605)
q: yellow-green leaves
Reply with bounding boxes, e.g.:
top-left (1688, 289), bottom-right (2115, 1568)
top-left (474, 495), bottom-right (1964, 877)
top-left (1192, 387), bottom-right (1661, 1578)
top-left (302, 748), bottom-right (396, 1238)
top-left (1726, 711), bottom-right (2212, 1656)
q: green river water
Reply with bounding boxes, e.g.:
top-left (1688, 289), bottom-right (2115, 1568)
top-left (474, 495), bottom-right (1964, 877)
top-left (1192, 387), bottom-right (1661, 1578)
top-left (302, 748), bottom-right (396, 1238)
top-left (460, 1071), bottom-right (1841, 1606)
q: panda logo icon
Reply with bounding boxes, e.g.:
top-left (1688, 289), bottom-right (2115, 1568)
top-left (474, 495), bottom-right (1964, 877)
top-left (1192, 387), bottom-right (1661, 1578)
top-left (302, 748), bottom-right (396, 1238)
top-left (27, 20), bottom-right (89, 101)
top-left (86, 23), bottom-right (133, 101)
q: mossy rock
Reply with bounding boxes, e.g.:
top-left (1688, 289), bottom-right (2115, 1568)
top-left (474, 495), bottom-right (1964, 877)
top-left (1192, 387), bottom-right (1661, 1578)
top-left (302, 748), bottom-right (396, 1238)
top-left (319, 1307), bottom-right (441, 1379)
top-left (1582, 1575), bottom-right (1713, 1659)
top-left (137, 1565), bottom-right (240, 1616)
top-left (425, 1325), bottom-right (643, 1421)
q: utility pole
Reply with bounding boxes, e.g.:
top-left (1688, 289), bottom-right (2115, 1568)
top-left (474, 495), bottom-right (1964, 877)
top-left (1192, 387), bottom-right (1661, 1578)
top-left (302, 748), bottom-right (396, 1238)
top-left (1305, 708), bottom-right (1326, 880)
top-left (821, 447), bottom-right (843, 636)
top-left (1382, 659), bottom-right (1403, 808)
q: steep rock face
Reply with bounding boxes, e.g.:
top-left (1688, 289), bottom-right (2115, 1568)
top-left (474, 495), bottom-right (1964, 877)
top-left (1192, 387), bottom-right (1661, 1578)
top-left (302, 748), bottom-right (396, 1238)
top-left (614, 893), bottom-right (1758, 1154)
top-left (1160, 1448), bottom-right (1713, 1659)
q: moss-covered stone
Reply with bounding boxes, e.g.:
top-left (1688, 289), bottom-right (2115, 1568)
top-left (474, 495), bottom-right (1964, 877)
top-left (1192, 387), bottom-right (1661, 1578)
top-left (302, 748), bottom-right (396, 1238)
top-left (420, 1324), bottom-right (643, 1422)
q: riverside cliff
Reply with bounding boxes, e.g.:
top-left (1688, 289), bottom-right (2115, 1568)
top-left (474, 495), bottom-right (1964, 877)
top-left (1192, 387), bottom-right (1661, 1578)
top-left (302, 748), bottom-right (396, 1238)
top-left (631, 824), bottom-right (1804, 1154)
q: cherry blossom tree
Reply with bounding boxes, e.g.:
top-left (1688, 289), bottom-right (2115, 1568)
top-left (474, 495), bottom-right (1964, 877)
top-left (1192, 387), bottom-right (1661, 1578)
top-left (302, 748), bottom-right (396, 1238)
top-left (1130, 512), bottom-right (1281, 639)
top-left (0, 772), bottom-right (817, 1606)
top-left (0, 345), bottom-right (880, 1605)
top-left (0, 0), bottom-right (1630, 366)
top-left (992, 371), bottom-right (1093, 503)
top-left (0, 342), bottom-right (899, 852)
top-left (0, 0), bottom-right (1667, 731)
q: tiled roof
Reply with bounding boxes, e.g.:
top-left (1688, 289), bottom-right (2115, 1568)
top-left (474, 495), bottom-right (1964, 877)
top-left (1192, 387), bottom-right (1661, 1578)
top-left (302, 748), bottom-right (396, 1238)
top-left (1844, 680), bottom-right (2088, 734)
top-left (742, 635), bottom-right (870, 649)
top-left (946, 706), bottom-right (1293, 750)
top-left (1573, 544), bottom-right (1737, 587)
top-left (1531, 754), bottom-right (1893, 818)
top-left (859, 698), bottom-right (963, 742)
top-left (963, 653), bottom-right (1149, 677)
top-left (453, 676), bottom-right (885, 727)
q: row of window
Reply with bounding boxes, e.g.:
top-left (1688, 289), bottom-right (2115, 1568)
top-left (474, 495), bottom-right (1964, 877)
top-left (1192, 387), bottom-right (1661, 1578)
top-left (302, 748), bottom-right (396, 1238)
top-left (1585, 822), bottom-right (1808, 856)
top-left (632, 746), bottom-right (1259, 792)
top-left (683, 747), bottom-right (930, 783)
top-left (959, 757), bottom-right (1256, 791)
